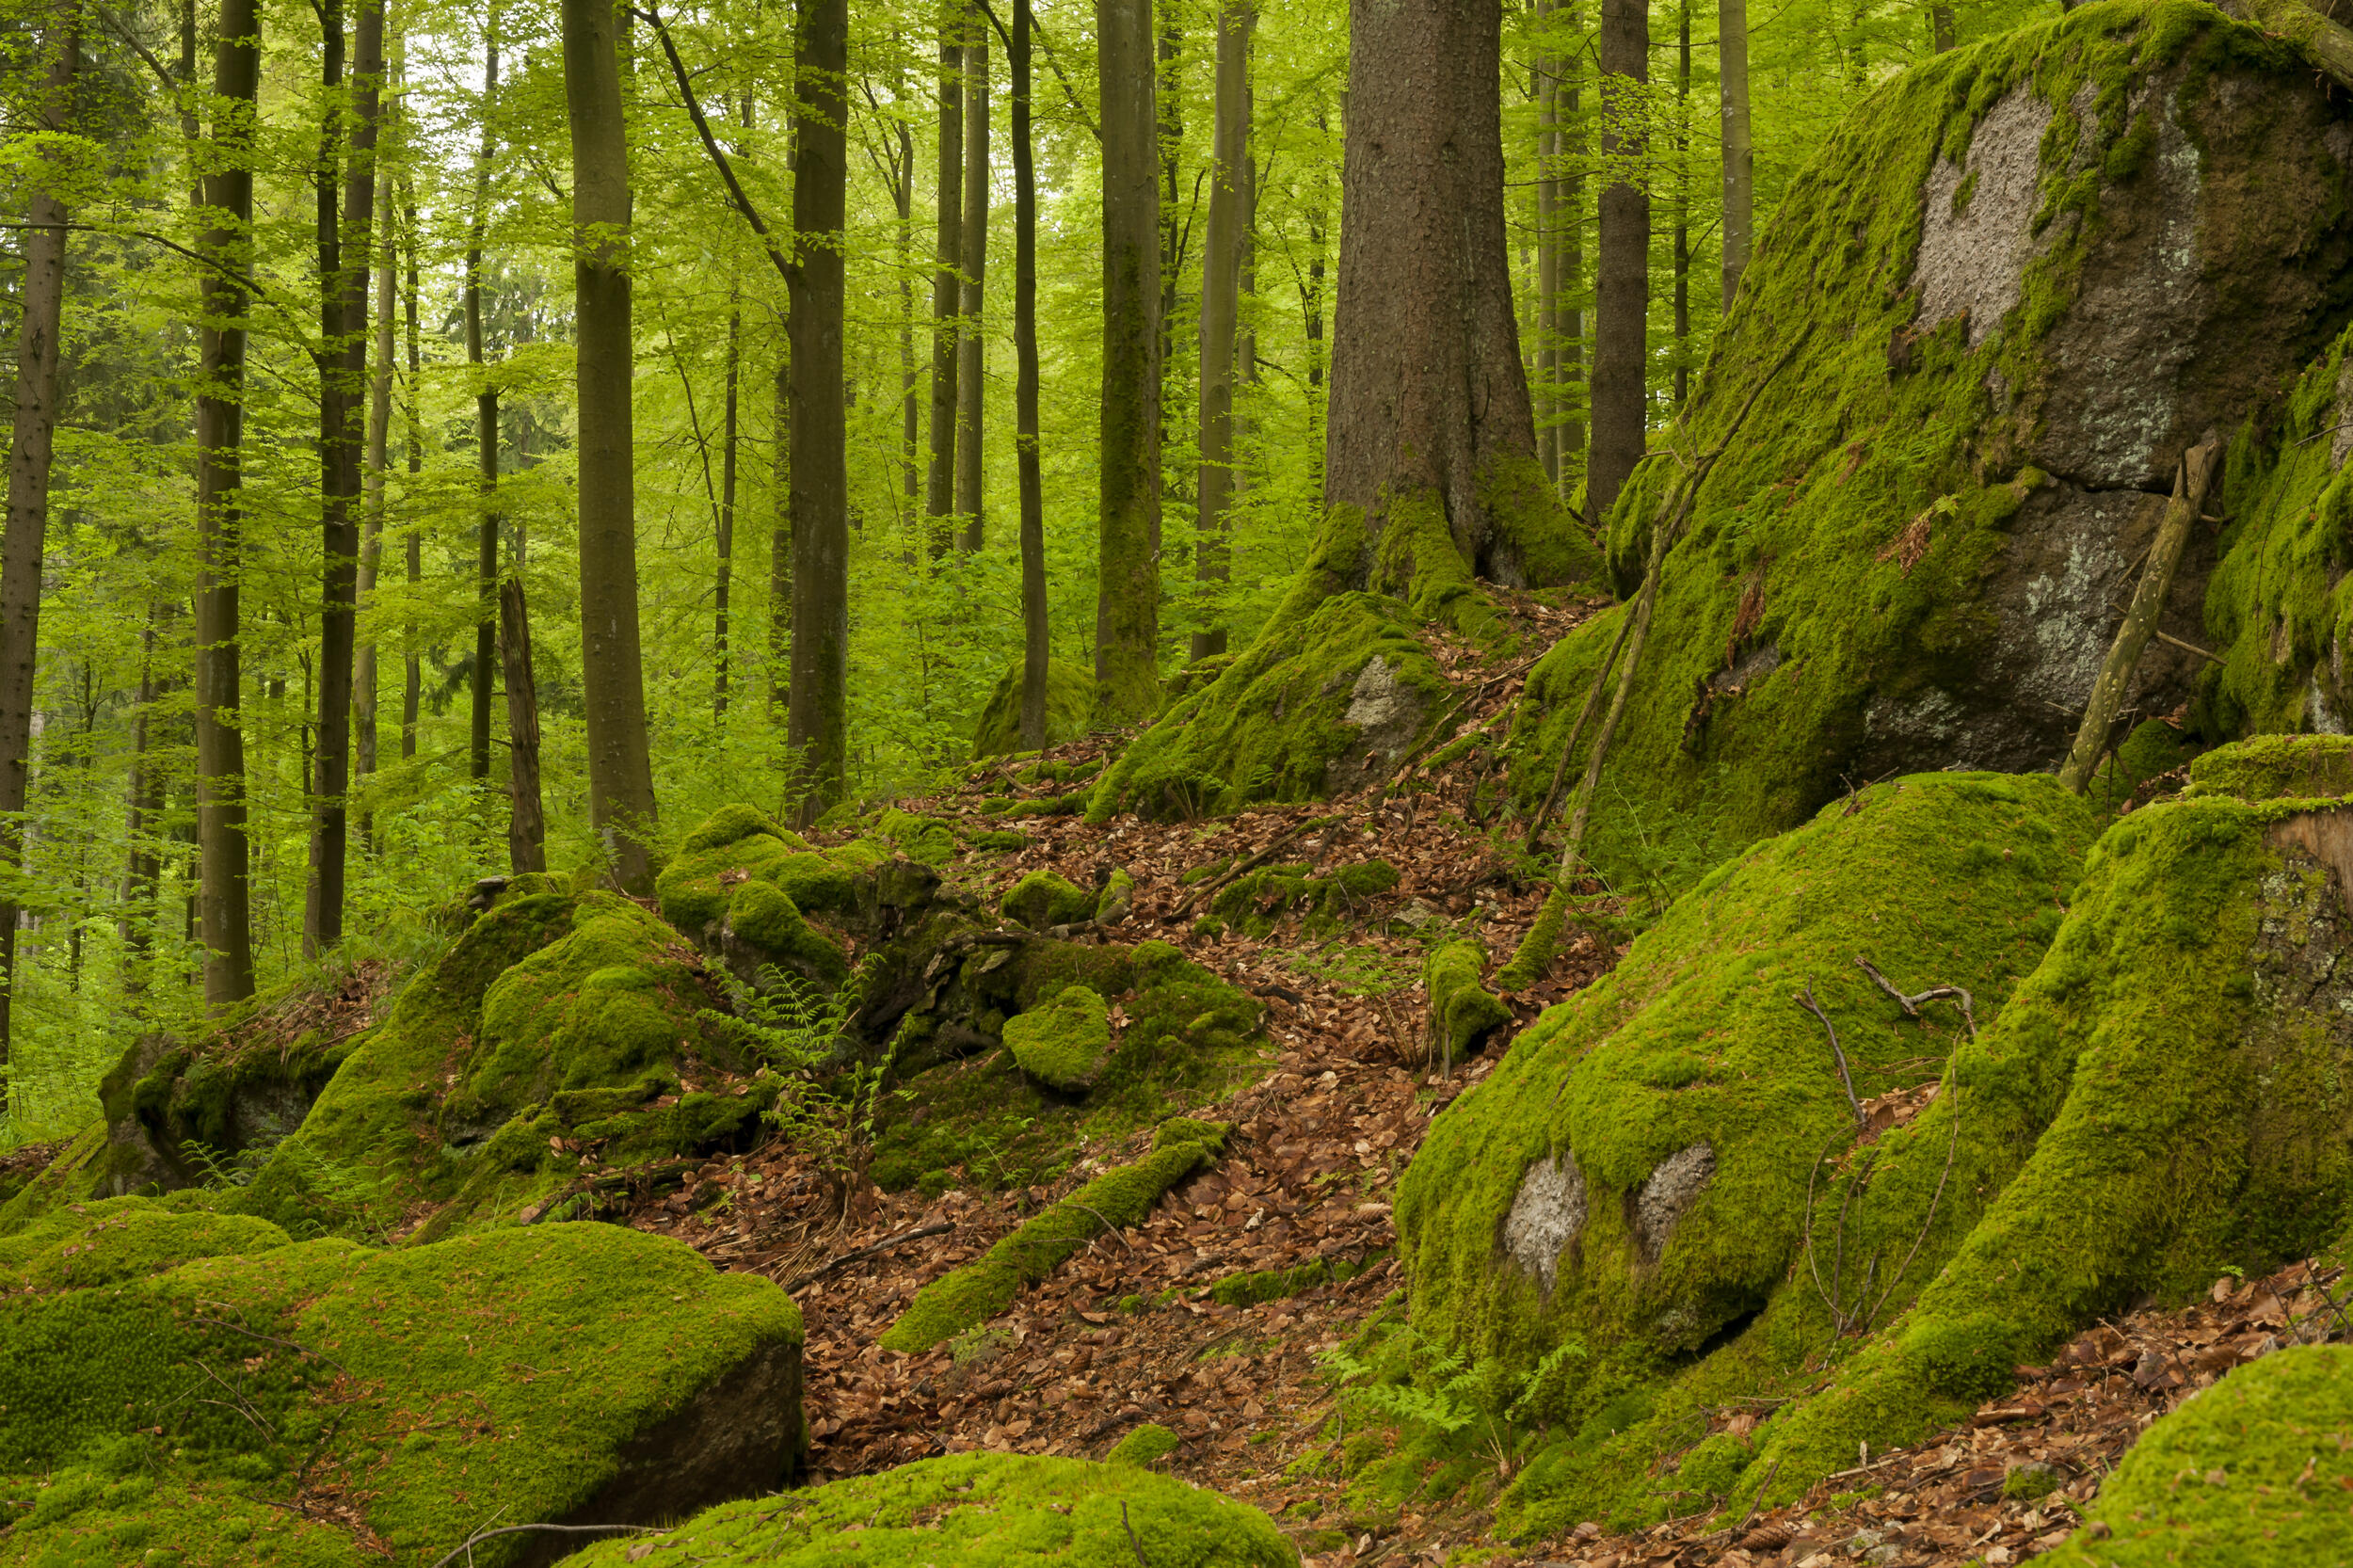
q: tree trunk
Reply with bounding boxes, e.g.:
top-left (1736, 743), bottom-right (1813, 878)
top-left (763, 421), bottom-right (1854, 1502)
top-left (787, 0), bottom-right (850, 825)
top-left (356, 152), bottom-right (394, 819)
top-left (465, 22), bottom-right (500, 783)
top-left (1929, 2), bottom-right (1956, 50)
top-left (1157, 8), bottom-right (1184, 398)
top-left (926, 24), bottom-right (963, 557)
top-left (500, 578), bottom-right (547, 872)
top-left (716, 300), bottom-right (739, 717)
top-left (563, 0), bottom-right (660, 890)
top-left (1095, 0), bottom-right (1163, 725)
top-left (402, 175), bottom-right (422, 760)
top-left (955, 32), bottom-right (992, 552)
top-left (306, 0), bottom-right (381, 959)
top-left (770, 359), bottom-right (790, 717)
top-left (120, 607), bottom-right (173, 999)
top-left (1673, 0), bottom-right (1690, 406)
top-left (1719, 0), bottom-right (1753, 308)
top-left (1559, 7), bottom-right (1584, 481)
top-left (1193, 0), bottom-right (1251, 663)
top-left (1536, 0), bottom-right (1560, 488)
top-left (0, 13), bottom-right (77, 1061)
top-left (1588, 0), bottom-right (1649, 523)
top-left (896, 95), bottom-right (920, 536)
top-left (1013, 0), bottom-right (1048, 749)
top-left (194, 0), bottom-right (259, 1009)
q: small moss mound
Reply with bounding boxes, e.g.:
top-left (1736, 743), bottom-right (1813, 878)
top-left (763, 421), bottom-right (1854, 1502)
top-left (1002, 871), bottom-right (1099, 930)
top-left (1105, 1422), bottom-right (1183, 1467)
top-left (2185, 733), bottom-right (2353, 803)
top-left (560, 1451), bottom-right (1296, 1567)
top-left (1207, 1248), bottom-right (1388, 1309)
top-left (879, 1120), bottom-right (1228, 1352)
top-left (1209, 858), bottom-right (1401, 939)
top-left (2039, 1347), bottom-right (2353, 1565)
top-left (1004, 985), bottom-right (1114, 1091)
top-left (1426, 939), bottom-right (1512, 1063)
top-left (656, 805), bottom-right (856, 990)
top-left (973, 660), bottom-right (1097, 759)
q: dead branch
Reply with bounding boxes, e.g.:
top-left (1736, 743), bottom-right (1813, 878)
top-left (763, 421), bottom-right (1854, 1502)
top-left (1795, 980), bottom-right (1865, 1128)
top-left (784, 1222), bottom-right (956, 1289)
top-left (1853, 957), bottom-right (1977, 1038)
top-left (1170, 814), bottom-right (1343, 921)
top-left (425, 1522), bottom-right (657, 1568)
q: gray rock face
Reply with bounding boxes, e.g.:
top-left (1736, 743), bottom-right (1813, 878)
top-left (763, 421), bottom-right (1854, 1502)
top-left (1328, 654), bottom-right (1429, 794)
top-left (1634, 1144), bottom-right (1716, 1262)
top-left (1502, 1151), bottom-right (1586, 1292)
top-left (1913, 88), bottom-right (2049, 351)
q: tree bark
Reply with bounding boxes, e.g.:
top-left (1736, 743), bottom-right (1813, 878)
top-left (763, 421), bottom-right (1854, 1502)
top-left (465, 21), bottom-right (500, 783)
top-left (0, 12), bottom-right (78, 1060)
top-left (1588, 0), bottom-right (1649, 523)
top-left (401, 174), bottom-right (423, 761)
top-left (716, 299), bottom-right (739, 717)
top-left (787, 0), bottom-right (849, 825)
top-left (1673, 0), bottom-right (1690, 406)
top-left (1157, 8), bottom-right (1184, 400)
top-left (926, 23), bottom-right (963, 557)
top-left (954, 32), bottom-right (991, 550)
top-left (1013, 0), bottom-right (1048, 749)
top-left (1929, 2), bottom-right (1956, 49)
top-left (563, 0), bottom-right (660, 890)
top-left (356, 149), bottom-right (394, 814)
top-left (1559, 6), bottom-right (1584, 480)
top-left (1535, 0), bottom-right (1560, 488)
top-left (770, 358), bottom-right (790, 717)
top-left (895, 88), bottom-right (920, 535)
top-left (1719, 0), bottom-right (1753, 308)
top-left (1095, 0), bottom-right (1163, 725)
top-left (120, 607), bottom-right (172, 999)
top-left (194, 0), bottom-right (259, 1009)
top-left (1193, 0), bottom-right (1251, 663)
top-left (500, 578), bottom-right (547, 872)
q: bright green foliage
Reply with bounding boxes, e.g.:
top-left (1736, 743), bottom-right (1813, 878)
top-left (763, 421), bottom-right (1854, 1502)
top-left (1002, 871), bottom-right (1100, 929)
top-left (1209, 859), bottom-right (1401, 939)
top-left (973, 661), bottom-right (1096, 758)
top-left (559, 1451), bottom-right (1297, 1567)
top-left (1105, 1422), bottom-right (1183, 1467)
top-left (1425, 940), bottom-right (1512, 1064)
top-left (1503, 2), bottom-right (2347, 891)
top-left (2039, 1347), bottom-right (2353, 1566)
top-left (1004, 984), bottom-right (1114, 1090)
top-left (868, 939), bottom-right (1269, 1193)
top-left (0, 1216), bottom-right (801, 1567)
top-left (879, 1120), bottom-right (1229, 1352)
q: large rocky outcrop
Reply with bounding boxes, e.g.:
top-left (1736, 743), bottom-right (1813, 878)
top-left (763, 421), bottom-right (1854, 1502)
top-left (0, 1200), bottom-right (801, 1567)
top-left (1507, 1), bottom-right (2353, 884)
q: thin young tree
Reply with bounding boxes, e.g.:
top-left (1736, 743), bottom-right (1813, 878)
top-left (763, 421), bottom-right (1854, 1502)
top-left (1672, 0), bottom-right (1690, 404)
top-left (1588, 0), bottom-right (1648, 520)
top-left (356, 164), bottom-right (394, 824)
top-left (1095, 0), bottom-right (1162, 725)
top-left (194, 0), bottom-right (262, 1007)
top-left (401, 171), bottom-right (423, 760)
top-left (926, 13), bottom-right (964, 556)
top-left (0, 8), bottom-right (79, 1060)
top-left (1010, 0), bottom-right (1048, 747)
top-left (953, 27), bottom-right (990, 549)
top-left (500, 580), bottom-right (547, 871)
top-left (464, 14), bottom-right (500, 783)
top-left (1535, 0), bottom-right (1560, 487)
top-left (1720, 0), bottom-right (1752, 306)
top-left (1192, 0), bottom-right (1250, 662)
top-left (562, 0), bottom-right (660, 889)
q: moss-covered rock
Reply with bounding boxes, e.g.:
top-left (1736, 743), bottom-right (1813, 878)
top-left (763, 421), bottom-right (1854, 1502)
top-left (0, 1210), bottom-right (800, 1567)
top-left (1209, 857), bottom-right (1401, 939)
top-left (2185, 732), bottom-right (2353, 802)
top-left (1104, 1422), bottom-right (1183, 1467)
top-left (656, 806), bottom-right (856, 992)
top-left (2039, 1346), bottom-right (2353, 1566)
top-left (1001, 870), bottom-right (1099, 930)
top-left (1503, 2), bottom-right (2353, 890)
top-left (1426, 939), bottom-right (1512, 1064)
top-left (1004, 984), bottom-right (1114, 1091)
top-left (880, 1120), bottom-right (1228, 1352)
top-left (560, 1451), bottom-right (1296, 1567)
top-left (972, 659), bottom-right (1097, 759)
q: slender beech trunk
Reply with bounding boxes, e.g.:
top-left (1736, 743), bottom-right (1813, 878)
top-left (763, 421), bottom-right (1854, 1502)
top-left (925, 24), bottom-right (963, 556)
top-left (1560, 6), bottom-right (1585, 479)
top-left (562, 0), bottom-right (660, 889)
top-left (0, 13), bottom-right (77, 1060)
top-left (402, 176), bottom-right (422, 760)
top-left (1672, 0), bottom-right (1690, 406)
top-left (194, 0), bottom-right (260, 1009)
top-left (465, 21), bottom-right (500, 783)
top-left (787, 0), bottom-right (849, 824)
top-left (356, 160), bottom-right (393, 821)
top-left (120, 608), bottom-right (172, 998)
top-left (954, 32), bottom-right (991, 550)
top-left (1535, 0), bottom-right (1559, 488)
top-left (306, 0), bottom-right (381, 957)
top-left (1012, 0), bottom-right (1048, 748)
top-left (716, 301), bottom-right (739, 717)
top-left (770, 360), bottom-right (790, 716)
top-left (1305, 106), bottom-right (1328, 399)
top-left (499, 579), bottom-right (547, 871)
top-left (1929, 2), bottom-right (1956, 49)
top-left (1588, 0), bottom-right (1649, 522)
top-left (1096, 0), bottom-right (1162, 724)
top-left (1193, 0), bottom-right (1250, 663)
top-left (1719, 0), bottom-right (1752, 308)
top-left (895, 92), bottom-right (920, 533)
top-left (1156, 9), bottom-right (1183, 396)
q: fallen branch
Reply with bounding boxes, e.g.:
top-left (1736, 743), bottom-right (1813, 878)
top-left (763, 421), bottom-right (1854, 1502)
top-left (1795, 979), bottom-right (1865, 1128)
top-left (1169, 814), bottom-right (1342, 921)
top-left (1853, 957), bottom-right (1977, 1038)
top-left (425, 1522), bottom-right (657, 1568)
top-left (2218, 0), bottom-right (2353, 91)
top-left (2155, 630), bottom-right (2224, 666)
top-left (784, 1222), bottom-right (956, 1289)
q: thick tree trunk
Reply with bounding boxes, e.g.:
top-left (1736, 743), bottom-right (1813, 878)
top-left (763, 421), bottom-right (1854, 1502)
top-left (1588, 0), bottom-right (1649, 522)
top-left (926, 25), bottom-right (963, 557)
top-left (401, 176), bottom-right (423, 761)
top-left (0, 14), bottom-right (77, 1061)
top-left (1013, 0), bottom-right (1048, 749)
top-left (563, 0), bottom-right (660, 890)
top-left (1719, 0), bottom-right (1753, 308)
top-left (1193, 0), bottom-right (1251, 664)
top-left (716, 301), bottom-right (739, 717)
top-left (194, 0), bottom-right (259, 1009)
top-left (1095, 0), bottom-right (1163, 725)
top-left (306, 0), bottom-right (381, 958)
top-left (465, 24), bottom-right (500, 783)
top-left (955, 34), bottom-right (991, 550)
top-left (500, 578), bottom-right (547, 872)
top-left (1157, 10), bottom-right (1184, 397)
top-left (787, 0), bottom-right (849, 825)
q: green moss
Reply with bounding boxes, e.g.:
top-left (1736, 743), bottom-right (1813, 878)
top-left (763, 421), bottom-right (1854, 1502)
top-left (972, 660), bottom-right (1096, 759)
top-left (1208, 1249), bottom-right (1389, 1309)
top-left (1002, 871), bottom-right (1099, 930)
top-left (1004, 985), bottom-right (1114, 1091)
top-left (2185, 733), bottom-right (2353, 803)
top-left (1209, 859), bottom-right (1401, 939)
top-left (968, 829), bottom-right (1033, 853)
top-left (728, 880), bottom-right (853, 985)
top-left (0, 1196), bottom-right (288, 1294)
top-left (1426, 940), bottom-right (1513, 1064)
top-left (560, 1451), bottom-right (1295, 1567)
top-left (1105, 1422), bottom-right (1183, 1467)
top-left (879, 1121), bottom-right (1229, 1352)
top-left (876, 808), bottom-right (964, 868)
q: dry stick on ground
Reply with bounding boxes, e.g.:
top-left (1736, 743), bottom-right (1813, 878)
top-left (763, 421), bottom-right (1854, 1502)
top-left (1524, 606), bottom-right (1640, 843)
top-left (784, 1221), bottom-right (956, 1288)
top-left (2057, 435), bottom-right (2221, 794)
top-left (1169, 813), bottom-right (1342, 921)
top-left (2219, 0), bottom-right (2353, 89)
top-left (1854, 956), bottom-right (1977, 1038)
top-left (1796, 979), bottom-right (1865, 1128)
top-left (1497, 335), bottom-right (1806, 991)
top-left (425, 1522), bottom-right (655, 1568)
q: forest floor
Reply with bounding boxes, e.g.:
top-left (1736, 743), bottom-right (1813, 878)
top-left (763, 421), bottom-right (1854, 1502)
top-left (600, 605), bottom-right (2350, 1568)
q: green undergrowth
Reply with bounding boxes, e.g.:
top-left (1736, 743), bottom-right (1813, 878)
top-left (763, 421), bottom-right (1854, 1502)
top-left (1502, 1), bottom-right (2338, 893)
top-left (0, 1201), bottom-right (801, 1568)
top-left (972, 659), bottom-right (1096, 758)
top-left (2040, 1345), bottom-right (2353, 1565)
top-left (559, 1451), bottom-right (1297, 1568)
top-left (1204, 859), bottom-right (1401, 940)
top-left (868, 937), bottom-right (1270, 1194)
top-left (879, 1119), bottom-right (1229, 1352)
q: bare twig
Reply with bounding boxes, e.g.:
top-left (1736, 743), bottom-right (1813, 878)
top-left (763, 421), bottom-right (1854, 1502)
top-left (785, 1222), bottom-right (955, 1288)
top-left (629, 5), bottom-right (797, 287)
top-left (1170, 814), bottom-right (1342, 921)
top-left (1863, 1078), bottom-right (1965, 1331)
top-left (425, 1523), bottom-right (657, 1568)
top-left (1853, 957), bottom-right (1977, 1038)
top-left (2155, 630), bottom-right (2225, 665)
top-left (1057, 1202), bottom-right (1138, 1252)
top-left (194, 1318), bottom-right (353, 1379)
top-left (1122, 1500), bottom-right (1152, 1567)
top-left (1795, 980), bottom-right (1865, 1127)
top-left (1729, 1458), bottom-right (1782, 1539)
